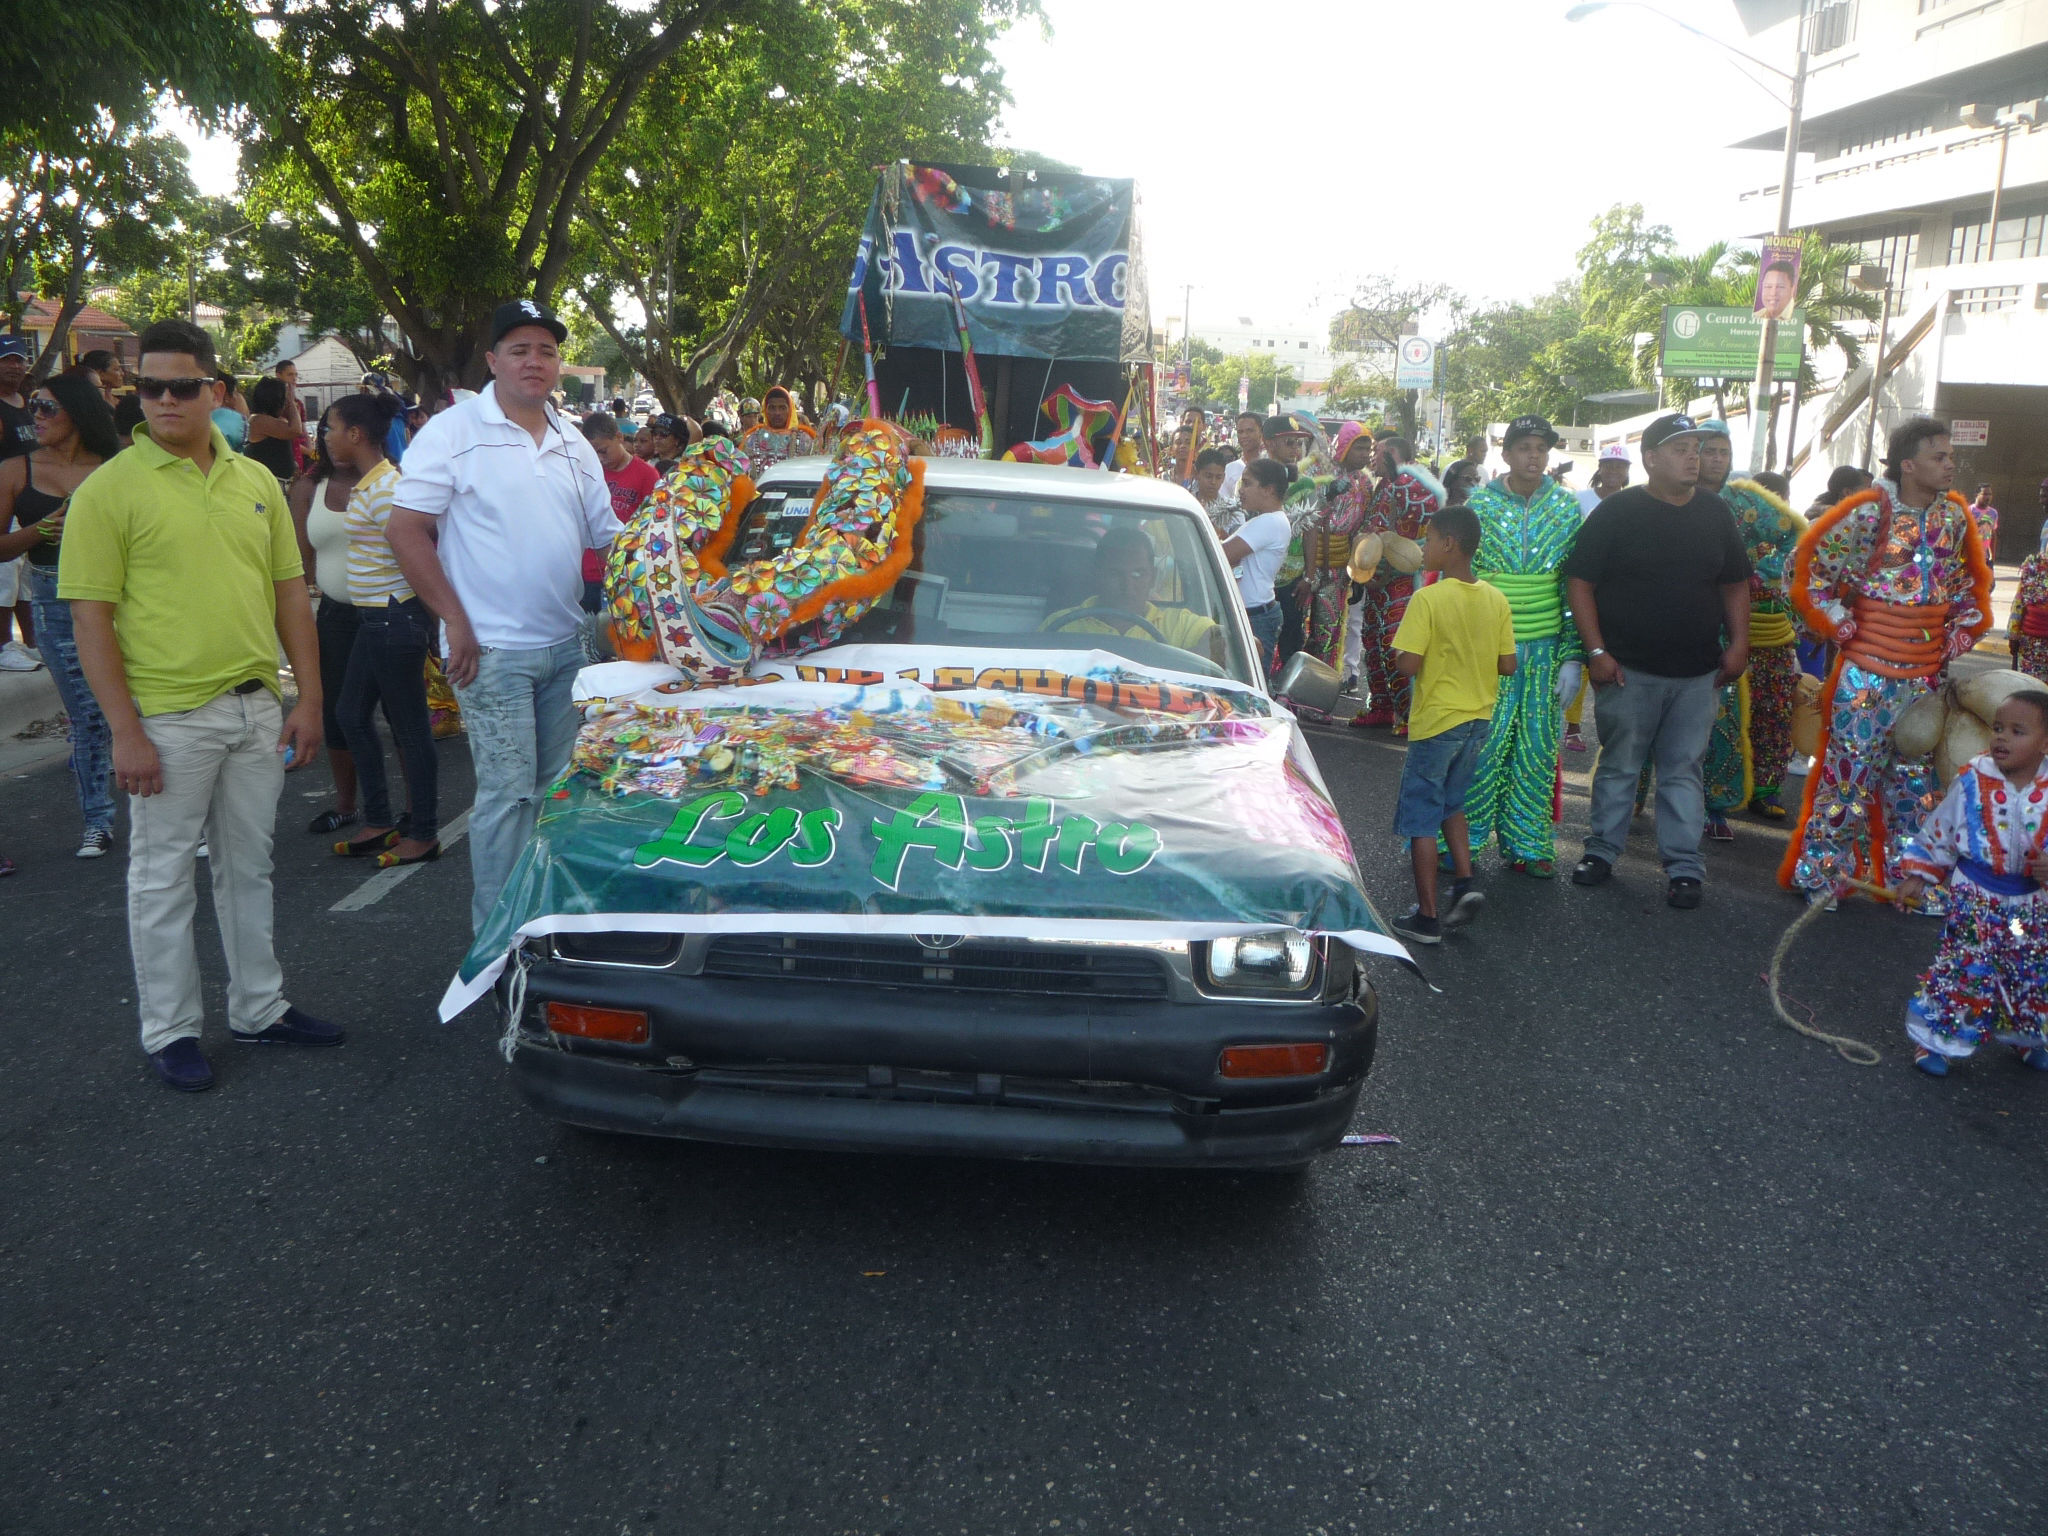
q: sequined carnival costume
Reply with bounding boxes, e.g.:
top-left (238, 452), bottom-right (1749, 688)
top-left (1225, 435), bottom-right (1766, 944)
top-left (605, 423), bottom-right (925, 683)
top-left (736, 385), bottom-right (819, 475)
top-left (2010, 546), bottom-right (2048, 683)
top-left (1897, 753), bottom-right (2048, 1064)
top-left (1700, 479), bottom-right (1809, 816)
top-left (1355, 462), bottom-right (1445, 730)
top-left (1458, 473), bottom-right (1583, 869)
top-left (1291, 423), bottom-right (1373, 722)
top-left (1779, 481), bottom-right (1992, 898)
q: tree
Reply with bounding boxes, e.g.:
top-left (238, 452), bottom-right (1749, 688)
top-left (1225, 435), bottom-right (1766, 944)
top-left (14, 117), bottom-right (196, 379)
top-left (249, 0), bottom-right (763, 401)
top-left (0, 1), bottom-right (265, 141)
top-left (561, 0), bottom-right (1029, 414)
top-left (1190, 352), bottom-right (1296, 414)
top-left (1328, 277), bottom-right (1461, 438)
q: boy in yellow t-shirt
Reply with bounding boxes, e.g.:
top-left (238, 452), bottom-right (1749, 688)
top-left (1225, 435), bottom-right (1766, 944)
top-left (1387, 505), bottom-right (1517, 945)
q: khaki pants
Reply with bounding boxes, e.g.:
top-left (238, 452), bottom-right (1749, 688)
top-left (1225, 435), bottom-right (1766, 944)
top-left (129, 690), bottom-right (292, 1052)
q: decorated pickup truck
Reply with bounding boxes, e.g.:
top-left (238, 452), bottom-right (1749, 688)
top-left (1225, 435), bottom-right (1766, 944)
top-left (446, 425), bottom-right (1402, 1168)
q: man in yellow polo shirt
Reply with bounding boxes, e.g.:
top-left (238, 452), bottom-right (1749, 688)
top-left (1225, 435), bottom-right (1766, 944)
top-left (59, 318), bottom-right (339, 1092)
top-left (1040, 525), bottom-right (1223, 663)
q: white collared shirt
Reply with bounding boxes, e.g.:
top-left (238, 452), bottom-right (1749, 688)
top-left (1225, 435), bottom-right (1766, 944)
top-left (394, 382), bottom-right (618, 649)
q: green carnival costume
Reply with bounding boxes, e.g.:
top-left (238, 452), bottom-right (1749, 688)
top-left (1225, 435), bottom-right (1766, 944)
top-left (1694, 479), bottom-right (1806, 817)
top-left (1460, 475), bottom-right (1584, 866)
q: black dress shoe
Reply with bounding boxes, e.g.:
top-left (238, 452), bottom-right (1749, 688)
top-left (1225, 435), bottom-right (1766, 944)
top-left (1571, 854), bottom-right (1613, 886)
top-left (233, 1006), bottom-right (345, 1046)
top-left (1667, 877), bottom-right (1703, 910)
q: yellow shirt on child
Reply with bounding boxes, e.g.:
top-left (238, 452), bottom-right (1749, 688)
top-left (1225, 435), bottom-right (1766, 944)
top-left (1390, 576), bottom-right (1515, 741)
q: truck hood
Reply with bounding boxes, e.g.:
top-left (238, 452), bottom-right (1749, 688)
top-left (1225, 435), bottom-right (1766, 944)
top-left (440, 644), bottom-right (1402, 1019)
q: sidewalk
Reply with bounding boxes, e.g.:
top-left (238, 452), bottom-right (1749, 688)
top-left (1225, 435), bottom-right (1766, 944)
top-left (0, 665), bottom-right (66, 774)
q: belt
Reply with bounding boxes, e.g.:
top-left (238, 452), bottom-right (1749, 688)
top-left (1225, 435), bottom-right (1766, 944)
top-left (2021, 605), bottom-right (2048, 640)
top-left (1958, 856), bottom-right (2041, 898)
top-left (1481, 572), bottom-right (1565, 642)
top-left (1748, 608), bottom-right (1797, 649)
top-left (1841, 596), bottom-right (1950, 680)
top-left (231, 678), bottom-right (268, 695)
top-left (1244, 600), bottom-right (1280, 615)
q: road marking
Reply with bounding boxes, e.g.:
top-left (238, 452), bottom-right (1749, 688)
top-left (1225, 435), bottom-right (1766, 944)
top-left (330, 809), bottom-right (470, 912)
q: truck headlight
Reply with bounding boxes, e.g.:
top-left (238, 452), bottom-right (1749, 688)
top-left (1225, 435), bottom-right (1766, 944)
top-left (1201, 930), bottom-right (1316, 994)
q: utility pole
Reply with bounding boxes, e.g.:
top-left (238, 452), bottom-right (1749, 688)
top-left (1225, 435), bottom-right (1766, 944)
top-left (1747, 0), bottom-right (1809, 475)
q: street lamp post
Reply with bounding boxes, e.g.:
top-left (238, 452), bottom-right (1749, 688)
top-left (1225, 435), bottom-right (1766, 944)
top-left (1960, 101), bottom-right (2039, 260)
top-left (1567, 1), bottom-right (1810, 473)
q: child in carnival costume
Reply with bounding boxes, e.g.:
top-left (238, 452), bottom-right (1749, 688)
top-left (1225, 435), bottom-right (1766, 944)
top-left (1351, 435), bottom-right (1445, 735)
top-left (1894, 688), bottom-right (2048, 1077)
top-left (1456, 414), bottom-right (1582, 877)
top-left (1781, 417), bottom-right (1993, 907)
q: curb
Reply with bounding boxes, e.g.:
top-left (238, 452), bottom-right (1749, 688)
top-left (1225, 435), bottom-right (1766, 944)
top-left (0, 667), bottom-right (62, 744)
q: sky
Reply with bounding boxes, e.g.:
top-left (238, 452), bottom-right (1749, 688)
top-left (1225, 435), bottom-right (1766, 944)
top-left (172, 0), bottom-right (1793, 340)
top-left (991, 0), bottom-right (1792, 336)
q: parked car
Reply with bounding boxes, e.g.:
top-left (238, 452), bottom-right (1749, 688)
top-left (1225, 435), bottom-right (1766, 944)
top-left (470, 458), bottom-right (1400, 1169)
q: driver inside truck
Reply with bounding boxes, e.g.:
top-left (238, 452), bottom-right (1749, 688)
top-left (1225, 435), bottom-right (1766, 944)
top-left (1040, 526), bottom-right (1223, 660)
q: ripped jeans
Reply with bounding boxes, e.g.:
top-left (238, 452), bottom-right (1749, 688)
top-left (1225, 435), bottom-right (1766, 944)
top-left (453, 637), bottom-right (585, 933)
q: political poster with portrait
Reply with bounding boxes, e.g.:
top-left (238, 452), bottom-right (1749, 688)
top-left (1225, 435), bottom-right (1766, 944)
top-left (1754, 238), bottom-right (1803, 321)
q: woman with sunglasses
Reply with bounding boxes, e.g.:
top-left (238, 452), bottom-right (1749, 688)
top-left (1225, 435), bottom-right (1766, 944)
top-left (0, 372), bottom-right (121, 856)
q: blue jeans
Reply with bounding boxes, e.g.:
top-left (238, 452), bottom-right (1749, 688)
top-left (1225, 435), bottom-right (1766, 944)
top-left (338, 597), bottom-right (438, 841)
top-left (1584, 670), bottom-right (1719, 881)
top-left (27, 563), bottom-right (114, 833)
top-left (453, 637), bottom-right (585, 933)
top-left (1245, 600), bottom-right (1282, 680)
top-left (1393, 717), bottom-right (1491, 839)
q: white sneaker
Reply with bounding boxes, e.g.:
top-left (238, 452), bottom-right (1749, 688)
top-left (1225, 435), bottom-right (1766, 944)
top-left (0, 640), bottom-right (42, 672)
top-left (76, 827), bottom-right (113, 859)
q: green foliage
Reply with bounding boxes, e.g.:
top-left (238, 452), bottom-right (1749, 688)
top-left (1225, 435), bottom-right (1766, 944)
top-left (561, 0), bottom-right (1032, 412)
top-left (1189, 352), bottom-right (1297, 413)
top-left (0, 1), bottom-right (266, 141)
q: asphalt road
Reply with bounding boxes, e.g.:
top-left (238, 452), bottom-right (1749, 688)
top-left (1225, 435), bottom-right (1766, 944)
top-left (3, 705), bottom-right (2044, 1535)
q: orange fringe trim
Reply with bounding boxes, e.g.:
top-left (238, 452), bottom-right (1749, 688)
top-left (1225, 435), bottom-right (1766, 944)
top-left (696, 475), bottom-right (757, 582)
top-left (784, 454), bottom-right (927, 633)
top-left (1776, 488), bottom-right (1992, 892)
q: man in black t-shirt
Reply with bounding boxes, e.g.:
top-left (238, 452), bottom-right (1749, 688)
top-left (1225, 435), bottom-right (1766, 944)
top-left (1562, 413), bottom-right (1752, 908)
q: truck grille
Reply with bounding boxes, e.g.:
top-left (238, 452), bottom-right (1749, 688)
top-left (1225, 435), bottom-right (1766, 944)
top-left (701, 935), bottom-right (1172, 1000)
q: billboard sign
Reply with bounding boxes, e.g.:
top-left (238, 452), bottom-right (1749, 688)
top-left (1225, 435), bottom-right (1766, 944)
top-left (1394, 336), bottom-right (1436, 392)
top-left (1754, 237), bottom-right (1803, 320)
top-left (1661, 306), bottom-right (1804, 381)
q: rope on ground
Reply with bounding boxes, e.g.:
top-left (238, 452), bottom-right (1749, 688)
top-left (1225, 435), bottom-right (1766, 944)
top-left (1764, 878), bottom-right (1889, 1067)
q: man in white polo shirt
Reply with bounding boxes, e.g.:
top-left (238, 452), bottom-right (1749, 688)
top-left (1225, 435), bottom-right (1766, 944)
top-left (387, 300), bottom-right (617, 931)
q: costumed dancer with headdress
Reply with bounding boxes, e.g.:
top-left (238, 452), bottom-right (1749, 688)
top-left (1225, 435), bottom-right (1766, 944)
top-left (737, 385), bottom-right (818, 474)
top-left (1684, 424), bottom-right (1808, 839)
top-left (1289, 423), bottom-right (1375, 721)
top-left (1893, 687), bottom-right (2048, 1077)
top-left (2010, 520), bottom-right (2048, 684)
top-left (1725, 470), bottom-right (1807, 822)
top-left (1781, 416), bottom-right (1994, 905)
top-left (1457, 414), bottom-right (1582, 877)
top-left (1350, 435), bottom-right (1444, 735)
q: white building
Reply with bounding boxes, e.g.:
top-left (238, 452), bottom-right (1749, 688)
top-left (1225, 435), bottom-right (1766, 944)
top-left (1729, 0), bottom-right (2048, 556)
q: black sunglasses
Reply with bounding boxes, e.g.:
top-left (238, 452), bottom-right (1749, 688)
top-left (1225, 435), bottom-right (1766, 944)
top-left (135, 376), bottom-right (213, 402)
top-left (29, 398), bottom-right (64, 418)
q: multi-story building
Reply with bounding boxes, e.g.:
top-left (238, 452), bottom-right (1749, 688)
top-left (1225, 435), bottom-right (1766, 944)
top-left (1730, 0), bottom-right (2048, 555)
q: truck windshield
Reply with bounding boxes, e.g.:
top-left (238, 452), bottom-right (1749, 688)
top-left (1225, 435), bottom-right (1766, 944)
top-left (731, 488), bottom-right (1257, 685)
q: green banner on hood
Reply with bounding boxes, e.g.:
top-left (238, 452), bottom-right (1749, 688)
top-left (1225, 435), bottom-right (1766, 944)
top-left (442, 662), bottom-right (1397, 1017)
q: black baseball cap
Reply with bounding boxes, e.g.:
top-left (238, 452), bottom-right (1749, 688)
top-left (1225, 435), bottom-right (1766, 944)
top-left (1503, 414), bottom-right (1559, 449)
top-left (489, 298), bottom-right (568, 348)
top-left (1641, 413), bottom-right (1707, 452)
top-left (0, 336), bottom-right (30, 360)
